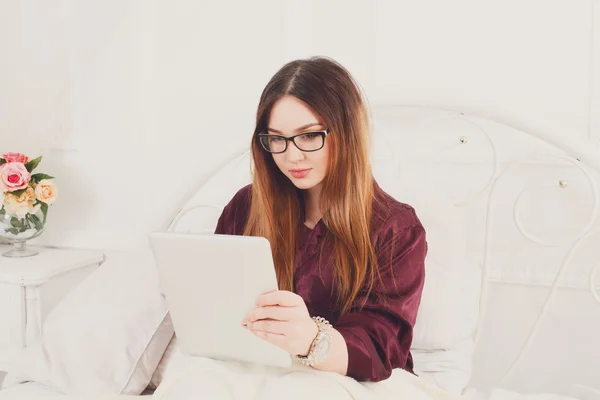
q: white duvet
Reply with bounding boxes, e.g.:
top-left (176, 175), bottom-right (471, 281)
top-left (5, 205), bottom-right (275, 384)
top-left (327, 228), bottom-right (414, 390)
top-left (2, 360), bottom-right (594, 400)
top-left (0, 357), bottom-right (461, 400)
top-left (149, 357), bottom-right (463, 400)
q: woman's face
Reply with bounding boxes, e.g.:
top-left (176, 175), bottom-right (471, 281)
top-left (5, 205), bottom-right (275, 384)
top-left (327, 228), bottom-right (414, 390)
top-left (266, 96), bottom-right (330, 192)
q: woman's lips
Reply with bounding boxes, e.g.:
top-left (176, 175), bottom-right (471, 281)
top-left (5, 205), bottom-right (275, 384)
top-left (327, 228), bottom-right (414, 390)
top-left (290, 168), bottom-right (312, 178)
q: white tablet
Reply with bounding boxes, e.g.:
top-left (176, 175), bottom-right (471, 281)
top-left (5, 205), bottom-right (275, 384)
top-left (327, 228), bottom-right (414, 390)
top-left (149, 232), bottom-right (292, 369)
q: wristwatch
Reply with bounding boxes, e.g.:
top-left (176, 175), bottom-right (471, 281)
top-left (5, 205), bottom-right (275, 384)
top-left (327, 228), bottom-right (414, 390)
top-left (294, 316), bottom-right (333, 366)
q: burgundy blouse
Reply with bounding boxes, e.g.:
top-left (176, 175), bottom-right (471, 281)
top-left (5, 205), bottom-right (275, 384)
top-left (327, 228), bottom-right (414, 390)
top-left (214, 184), bottom-right (427, 382)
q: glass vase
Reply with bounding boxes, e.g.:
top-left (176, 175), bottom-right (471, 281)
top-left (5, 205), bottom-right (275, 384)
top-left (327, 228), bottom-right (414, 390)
top-left (0, 206), bottom-right (46, 258)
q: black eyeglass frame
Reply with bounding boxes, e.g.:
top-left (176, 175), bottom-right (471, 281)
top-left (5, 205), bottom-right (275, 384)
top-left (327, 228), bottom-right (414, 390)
top-left (257, 128), bottom-right (331, 154)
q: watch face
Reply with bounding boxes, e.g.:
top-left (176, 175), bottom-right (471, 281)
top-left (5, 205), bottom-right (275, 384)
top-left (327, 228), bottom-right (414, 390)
top-left (313, 333), bottom-right (331, 360)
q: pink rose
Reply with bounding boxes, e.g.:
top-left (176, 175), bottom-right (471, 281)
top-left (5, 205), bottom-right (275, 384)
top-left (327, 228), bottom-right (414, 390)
top-left (2, 152), bottom-right (29, 164)
top-left (0, 162), bottom-right (31, 192)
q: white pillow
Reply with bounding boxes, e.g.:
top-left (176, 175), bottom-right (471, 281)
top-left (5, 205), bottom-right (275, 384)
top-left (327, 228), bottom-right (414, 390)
top-left (2, 250), bottom-right (174, 395)
top-left (148, 335), bottom-right (180, 390)
top-left (392, 185), bottom-right (480, 394)
top-left (410, 200), bottom-right (479, 350)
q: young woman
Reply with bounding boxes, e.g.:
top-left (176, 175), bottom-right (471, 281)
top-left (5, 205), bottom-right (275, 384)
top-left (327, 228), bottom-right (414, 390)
top-left (214, 56), bottom-right (427, 383)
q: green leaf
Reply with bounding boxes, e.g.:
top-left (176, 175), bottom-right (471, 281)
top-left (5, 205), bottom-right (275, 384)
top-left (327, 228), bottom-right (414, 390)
top-left (7, 228), bottom-right (19, 235)
top-left (27, 214), bottom-right (43, 231)
top-left (10, 217), bottom-right (23, 229)
top-left (0, 206), bottom-right (5, 216)
top-left (31, 173), bottom-right (54, 183)
top-left (24, 156), bottom-right (42, 172)
top-left (10, 189), bottom-right (26, 198)
top-left (41, 202), bottom-right (49, 223)
top-left (0, 158), bottom-right (6, 166)
top-left (22, 215), bottom-right (32, 230)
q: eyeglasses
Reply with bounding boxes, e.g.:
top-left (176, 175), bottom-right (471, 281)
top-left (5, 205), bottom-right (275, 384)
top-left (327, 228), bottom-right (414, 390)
top-left (258, 129), bottom-right (331, 154)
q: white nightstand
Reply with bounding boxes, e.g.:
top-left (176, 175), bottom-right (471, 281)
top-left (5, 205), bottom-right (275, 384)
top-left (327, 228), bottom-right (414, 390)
top-left (0, 245), bottom-right (105, 375)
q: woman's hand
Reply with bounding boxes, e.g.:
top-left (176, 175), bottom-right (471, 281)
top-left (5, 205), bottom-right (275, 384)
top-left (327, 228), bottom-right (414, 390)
top-left (242, 290), bottom-right (318, 356)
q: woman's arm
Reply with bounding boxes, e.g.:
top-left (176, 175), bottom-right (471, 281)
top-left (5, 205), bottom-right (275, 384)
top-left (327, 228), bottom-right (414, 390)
top-left (227, 190), bottom-right (426, 381)
top-left (244, 215), bottom-right (426, 381)
top-left (244, 290), bottom-right (351, 376)
top-left (310, 327), bottom-right (349, 375)
top-left (334, 221), bottom-right (427, 382)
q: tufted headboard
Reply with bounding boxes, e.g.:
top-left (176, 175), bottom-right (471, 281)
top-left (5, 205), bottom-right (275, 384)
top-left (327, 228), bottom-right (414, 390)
top-left (166, 106), bottom-right (600, 395)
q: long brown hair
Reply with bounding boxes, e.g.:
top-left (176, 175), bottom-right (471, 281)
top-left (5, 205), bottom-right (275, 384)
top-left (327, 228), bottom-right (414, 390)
top-left (244, 56), bottom-right (378, 314)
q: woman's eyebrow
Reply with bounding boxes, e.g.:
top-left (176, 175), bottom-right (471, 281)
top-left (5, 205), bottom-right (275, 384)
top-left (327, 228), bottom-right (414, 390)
top-left (267, 122), bottom-right (322, 134)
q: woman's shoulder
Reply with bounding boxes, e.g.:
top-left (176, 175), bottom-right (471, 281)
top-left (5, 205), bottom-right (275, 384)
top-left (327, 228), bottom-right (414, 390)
top-left (371, 185), bottom-right (424, 235)
top-left (223, 183), bottom-right (253, 217)
top-left (215, 184), bottom-right (252, 235)
top-left (228, 184), bottom-right (252, 206)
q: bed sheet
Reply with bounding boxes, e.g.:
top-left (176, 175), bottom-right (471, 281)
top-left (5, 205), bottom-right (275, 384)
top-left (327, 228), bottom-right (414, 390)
top-left (0, 383), bottom-right (148, 400)
top-left (3, 382), bottom-right (598, 400)
top-left (465, 387), bottom-right (600, 400)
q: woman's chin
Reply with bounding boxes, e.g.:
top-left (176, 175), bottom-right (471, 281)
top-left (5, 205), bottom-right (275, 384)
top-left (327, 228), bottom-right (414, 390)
top-left (289, 177), bottom-right (319, 191)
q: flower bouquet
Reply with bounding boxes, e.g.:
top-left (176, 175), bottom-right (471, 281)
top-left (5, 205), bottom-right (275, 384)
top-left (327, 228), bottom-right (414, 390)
top-left (0, 152), bottom-right (58, 257)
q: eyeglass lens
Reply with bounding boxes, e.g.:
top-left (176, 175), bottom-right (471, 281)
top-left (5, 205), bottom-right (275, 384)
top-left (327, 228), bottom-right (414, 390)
top-left (261, 133), bottom-right (324, 153)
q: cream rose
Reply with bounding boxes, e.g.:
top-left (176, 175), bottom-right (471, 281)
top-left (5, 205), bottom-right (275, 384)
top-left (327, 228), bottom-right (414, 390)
top-left (0, 162), bottom-right (31, 192)
top-left (2, 187), bottom-right (37, 219)
top-left (34, 179), bottom-right (58, 205)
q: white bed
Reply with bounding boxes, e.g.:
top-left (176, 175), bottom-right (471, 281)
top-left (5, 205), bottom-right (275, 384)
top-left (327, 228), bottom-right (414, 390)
top-left (1, 106), bottom-right (599, 399)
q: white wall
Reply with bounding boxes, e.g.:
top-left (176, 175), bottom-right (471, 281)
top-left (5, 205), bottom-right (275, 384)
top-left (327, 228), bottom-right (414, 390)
top-left (1, 0), bottom-right (599, 394)
top-left (1, 0), bottom-right (287, 249)
top-left (0, 0), bottom-right (597, 250)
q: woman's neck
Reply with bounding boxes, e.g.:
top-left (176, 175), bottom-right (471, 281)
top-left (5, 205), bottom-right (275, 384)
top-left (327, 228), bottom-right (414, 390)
top-left (303, 184), bottom-right (323, 229)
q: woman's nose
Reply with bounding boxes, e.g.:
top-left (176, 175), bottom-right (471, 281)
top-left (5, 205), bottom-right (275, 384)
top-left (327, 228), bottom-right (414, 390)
top-left (286, 142), bottom-right (304, 161)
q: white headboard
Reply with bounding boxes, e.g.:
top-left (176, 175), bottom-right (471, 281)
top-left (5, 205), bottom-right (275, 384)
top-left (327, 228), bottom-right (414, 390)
top-left (168, 106), bottom-right (600, 395)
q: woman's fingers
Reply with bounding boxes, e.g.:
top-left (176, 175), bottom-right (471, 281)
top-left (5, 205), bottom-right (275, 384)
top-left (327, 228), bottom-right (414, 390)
top-left (244, 305), bottom-right (293, 323)
top-left (255, 290), bottom-right (301, 307)
top-left (243, 290), bottom-right (314, 355)
top-left (249, 329), bottom-right (287, 349)
top-left (246, 319), bottom-right (288, 335)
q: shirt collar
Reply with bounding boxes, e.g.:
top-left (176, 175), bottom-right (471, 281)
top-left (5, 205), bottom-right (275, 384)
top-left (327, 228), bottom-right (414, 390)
top-left (297, 190), bottom-right (326, 237)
